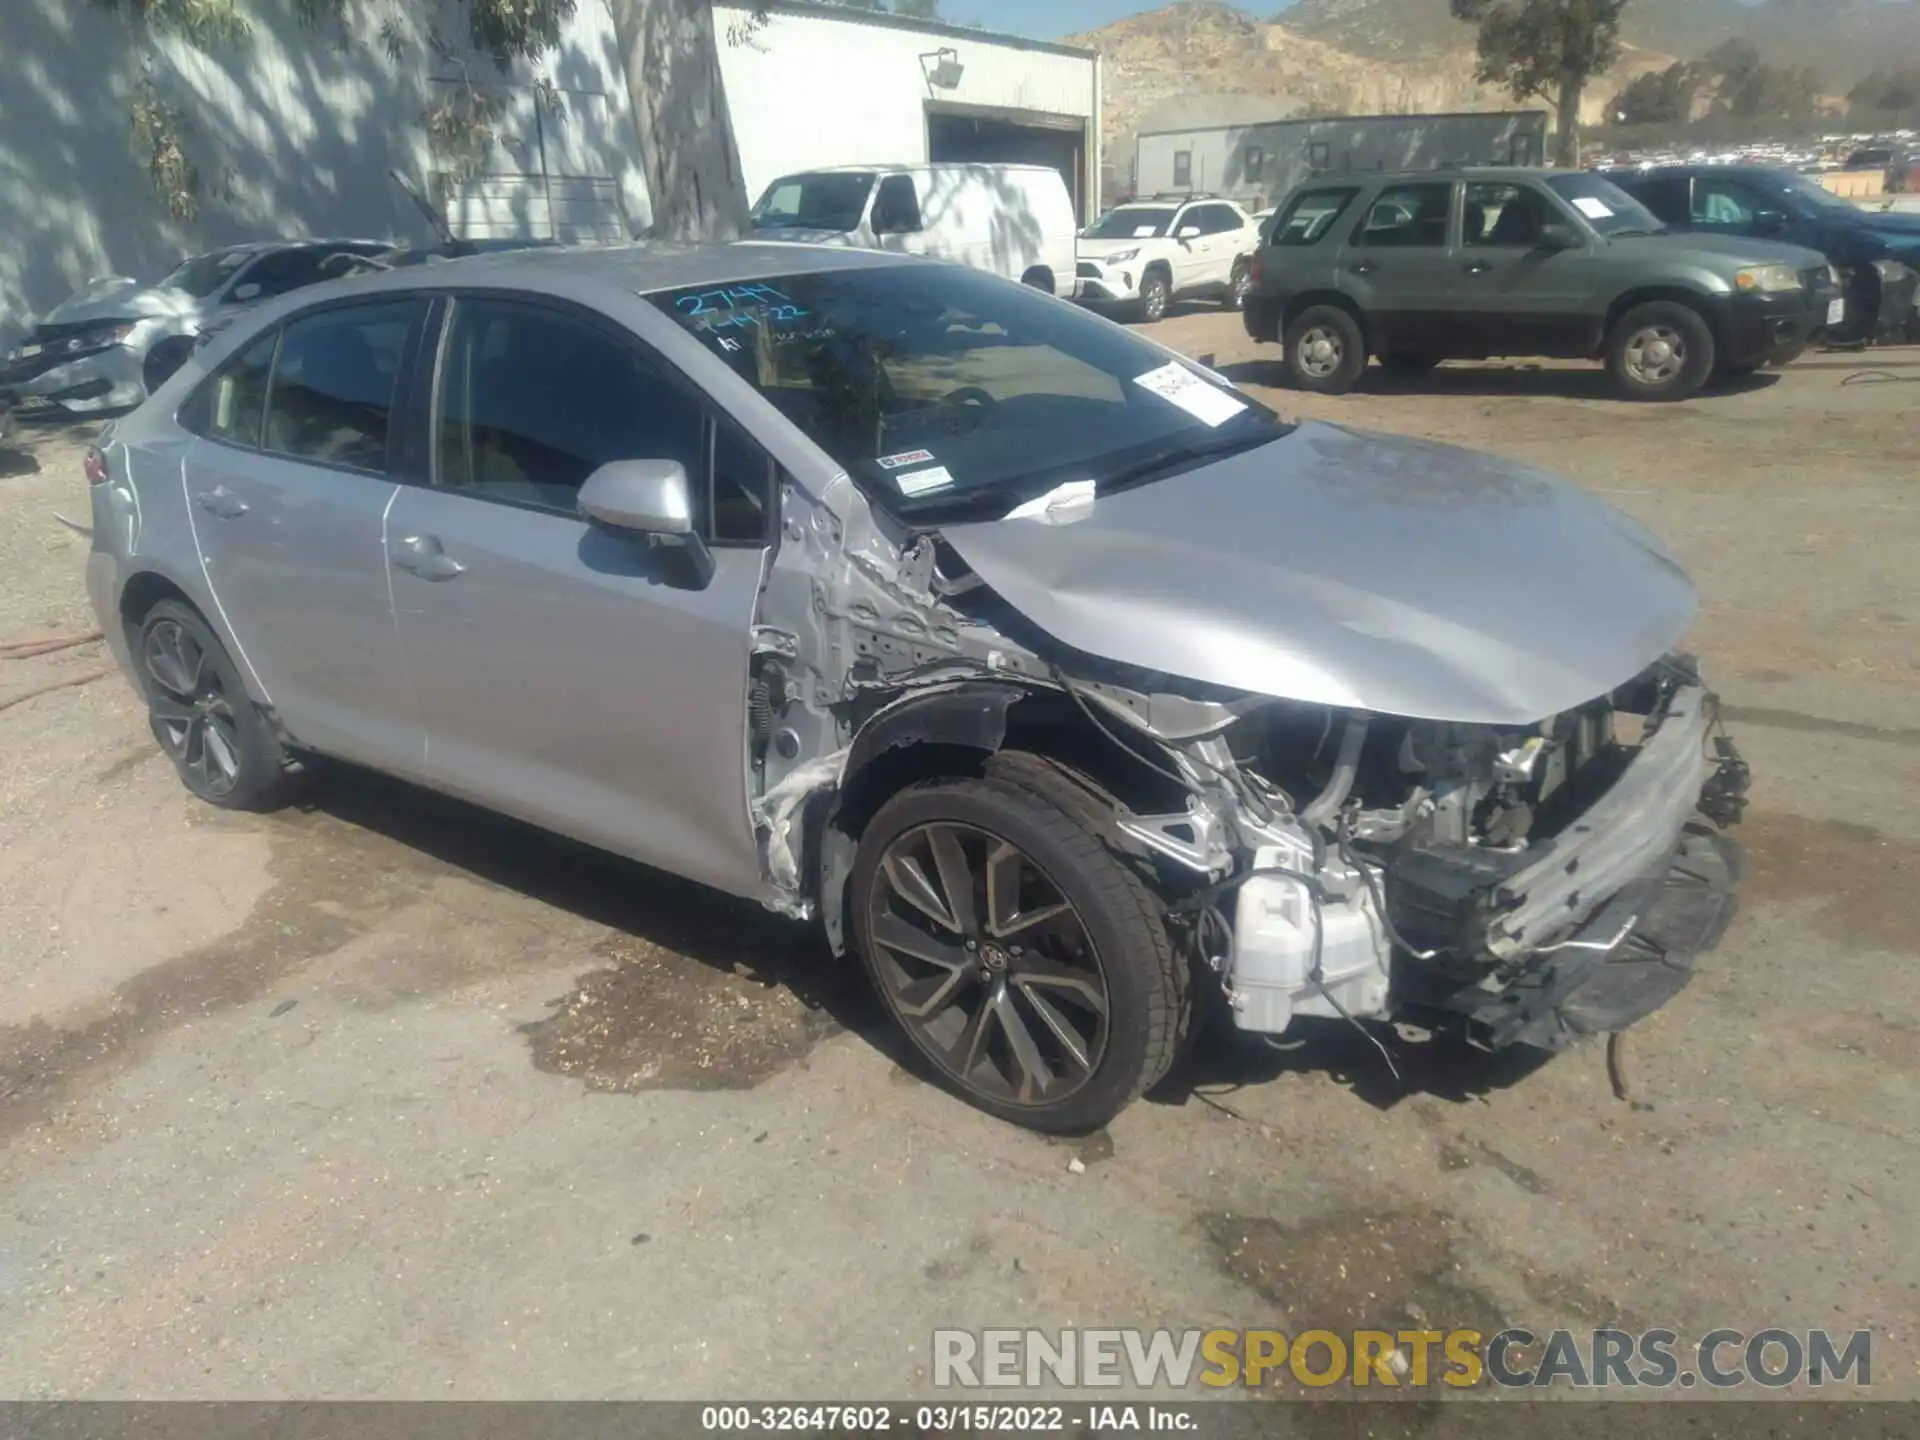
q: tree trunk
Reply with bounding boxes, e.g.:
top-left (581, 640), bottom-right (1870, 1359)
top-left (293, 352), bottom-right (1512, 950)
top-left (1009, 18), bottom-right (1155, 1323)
top-left (608, 0), bottom-right (751, 243)
top-left (1554, 71), bottom-right (1583, 169)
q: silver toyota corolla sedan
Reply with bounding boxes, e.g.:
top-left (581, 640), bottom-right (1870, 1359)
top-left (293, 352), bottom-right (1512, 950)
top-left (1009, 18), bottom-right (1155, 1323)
top-left (84, 243), bottom-right (1749, 1132)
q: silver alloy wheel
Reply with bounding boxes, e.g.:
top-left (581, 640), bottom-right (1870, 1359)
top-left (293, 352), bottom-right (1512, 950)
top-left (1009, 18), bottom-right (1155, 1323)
top-left (1230, 268), bottom-right (1251, 306)
top-left (1623, 324), bottom-right (1687, 388)
top-left (1295, 325), bottom-right (1344, 379)
top-left (867, 822), bottom-right (1109, 1106)
top-left (1142, 277), bottom-right (1167, 320)
top-left (143, 619), bottom-right (242, 798)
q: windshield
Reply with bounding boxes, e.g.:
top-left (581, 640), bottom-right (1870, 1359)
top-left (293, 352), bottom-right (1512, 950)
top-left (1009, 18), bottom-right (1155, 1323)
top-left (158, 248), bottom-right (253, 298)
top-left (1083, 206), bottom-right (1177, 240)
top-left (649, 266), bottom-right (1289, 519)
top-left (1544, 173), bottom-right (1666, 237)
top-left (751, 173), bottom-right (875, 233)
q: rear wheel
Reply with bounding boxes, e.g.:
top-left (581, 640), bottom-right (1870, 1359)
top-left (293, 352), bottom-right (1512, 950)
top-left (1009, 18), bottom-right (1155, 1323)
top-left (851, 772), bottom-right (1181, 1133)
top-left (1020, 266), bottom-right (1055, 293)
top-left (1605, 302), bottom-right (1715, 402)
top-left (137, 599), bottom-right (295, 811)
top-left (1283, 304), bottom-right (1368, 395)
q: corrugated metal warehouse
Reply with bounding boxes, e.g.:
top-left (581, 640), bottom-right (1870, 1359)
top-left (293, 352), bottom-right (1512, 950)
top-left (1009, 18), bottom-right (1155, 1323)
top-left (1133, 111), bottom-right (1550, 212)
top-left (0, 0), bottom-right (1101, 334)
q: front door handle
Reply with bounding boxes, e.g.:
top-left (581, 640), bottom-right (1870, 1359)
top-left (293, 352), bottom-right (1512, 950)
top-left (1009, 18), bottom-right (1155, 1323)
top-left (1350, 259), bottom-right (1376, 275)
top-left (1463, 259), bottom-right (1492, 275)
top-left (194, 486), bottom-right (248, 520)
top-left (389, 534), bottom-right (465, 582)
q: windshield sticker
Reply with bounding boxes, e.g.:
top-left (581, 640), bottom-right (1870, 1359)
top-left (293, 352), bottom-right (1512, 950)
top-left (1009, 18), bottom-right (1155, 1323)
top-left (895, 466), bottom-right (955, 497)
top-left (1571, 197), bottom-right (1614, 220)
top-left (673, 284), bottom-right (811, 337)
top-left (1132, 225), bottom-right (1159, 237)
top-left (876, 448), bottom-right (937, 471)
top-left (1132, 362), bottom-right (1247, 428)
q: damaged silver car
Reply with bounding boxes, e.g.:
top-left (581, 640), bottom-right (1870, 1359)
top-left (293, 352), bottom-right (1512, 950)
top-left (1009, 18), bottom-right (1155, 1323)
top-left (85, 245), bottom-right (1749, 1132)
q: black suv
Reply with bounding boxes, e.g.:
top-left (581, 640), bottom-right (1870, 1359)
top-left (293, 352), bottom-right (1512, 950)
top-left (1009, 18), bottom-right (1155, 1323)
top-left (1244, 166), bottom-right (1838, 401)
top-left (1608, 164), bottom-right (1920, 342)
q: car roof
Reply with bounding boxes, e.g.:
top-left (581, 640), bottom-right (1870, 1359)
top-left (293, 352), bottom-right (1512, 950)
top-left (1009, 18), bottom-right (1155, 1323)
top-left (281, 239), bottom-right (920, 303)
top-left (779, 162), bottom-right (1060, 177)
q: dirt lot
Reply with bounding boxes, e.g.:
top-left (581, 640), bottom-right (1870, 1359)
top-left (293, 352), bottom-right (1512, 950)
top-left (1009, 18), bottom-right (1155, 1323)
top-left (0, 330), bottom-right (1916, 1404)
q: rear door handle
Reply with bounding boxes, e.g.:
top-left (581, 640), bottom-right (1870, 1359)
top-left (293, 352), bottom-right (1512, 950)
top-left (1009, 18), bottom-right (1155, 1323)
top-left (389, 533), bottom-right (465, 582)
top-left (1463, 260), bottom-right (1492, 275)
top-left (194, 486), bottom-right (248, 520)
top-left (1349, 260), bottom-right (1376, 275)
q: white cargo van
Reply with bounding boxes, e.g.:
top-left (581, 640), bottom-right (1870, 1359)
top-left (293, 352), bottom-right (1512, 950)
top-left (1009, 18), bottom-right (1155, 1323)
top-left (749, 164), bottom-right (1079, 298)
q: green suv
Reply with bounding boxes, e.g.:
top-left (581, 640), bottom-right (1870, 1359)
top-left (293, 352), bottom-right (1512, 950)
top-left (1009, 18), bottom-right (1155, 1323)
top-left (1243, 167), bottom-right (1840, 401)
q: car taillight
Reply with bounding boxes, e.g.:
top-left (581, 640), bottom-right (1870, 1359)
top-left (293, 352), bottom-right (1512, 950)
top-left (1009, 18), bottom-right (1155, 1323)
top-left (84, 446), bottom-right (108, 486)
top-left (1248, 251), bottom-right (1264, 285)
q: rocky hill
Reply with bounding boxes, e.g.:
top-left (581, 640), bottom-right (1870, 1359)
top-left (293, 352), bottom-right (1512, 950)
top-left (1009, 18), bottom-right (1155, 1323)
top-left (1277, 0), bottom-right (1920, 81)
top-left (1067, 1), bottom-right (1676, 160)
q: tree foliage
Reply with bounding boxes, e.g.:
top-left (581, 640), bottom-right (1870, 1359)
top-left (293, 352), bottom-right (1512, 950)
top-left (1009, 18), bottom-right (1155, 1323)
top-left (99, 0), bottom-right (943, 231)
top-left (1609, 60), bottom-right (1701, 128)
top-left (1848, 65), bottom-right (1920, 125)
top-left (1450, 0), bottom-right (1631, 166)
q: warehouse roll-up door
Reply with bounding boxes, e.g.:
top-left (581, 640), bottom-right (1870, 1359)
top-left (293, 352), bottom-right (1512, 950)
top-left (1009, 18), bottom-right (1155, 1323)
top-left (926, 104), bottom-right (1090, 224)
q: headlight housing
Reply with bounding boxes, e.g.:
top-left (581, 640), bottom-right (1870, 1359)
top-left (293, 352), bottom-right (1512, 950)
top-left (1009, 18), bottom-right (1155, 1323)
top-left (1102, 248), bottom-right (1141, 265)
top-left (1734, 264), bottom-right (1803, 294)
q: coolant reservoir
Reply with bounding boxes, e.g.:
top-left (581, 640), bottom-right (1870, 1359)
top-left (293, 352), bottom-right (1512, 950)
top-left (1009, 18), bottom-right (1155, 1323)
top-left (1229, 844), bottom-right (1391, 1035)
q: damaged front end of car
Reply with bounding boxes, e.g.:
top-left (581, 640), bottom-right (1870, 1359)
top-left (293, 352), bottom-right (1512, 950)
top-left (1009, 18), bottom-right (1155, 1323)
top-left (738, 461), bottom-right (1751, 1061)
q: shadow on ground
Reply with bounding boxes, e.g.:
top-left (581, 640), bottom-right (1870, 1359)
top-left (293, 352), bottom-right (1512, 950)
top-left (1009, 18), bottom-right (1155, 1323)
top-left (1218, 358), bottom-right (1784, 402)
top-left (1150, 1008), bottom-right (1553, 1116)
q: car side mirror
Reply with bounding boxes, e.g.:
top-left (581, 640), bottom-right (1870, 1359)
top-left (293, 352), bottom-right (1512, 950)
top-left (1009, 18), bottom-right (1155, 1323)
top-left (1539, 222), bottom-right (1580, 250)
top-left (1176, 225), bottom-right (1201, 241)
top-left (231, 283), bottom-right (262, 302)
top-left (1753, 209), bottom-right (1788, 235)
top-left (578, 459), bottom-right (714, 587)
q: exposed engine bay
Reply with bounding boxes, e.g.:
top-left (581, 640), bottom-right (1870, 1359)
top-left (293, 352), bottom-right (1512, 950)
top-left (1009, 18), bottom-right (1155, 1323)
top-left (741, 470), bottom-right (1751, 1056)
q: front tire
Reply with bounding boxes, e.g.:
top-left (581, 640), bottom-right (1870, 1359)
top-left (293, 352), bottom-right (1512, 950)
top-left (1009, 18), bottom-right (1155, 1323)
top-left (136, 599), bottom-right (295, 811)
top-left (1134, 270), bottom-right (1171, 324)
top-left (1605, 302), bottom-right (1715, 402)
top-left (850, 772), bottom-right (1181, 1133)
top-left (1283, 304), bottom-right (1368, 394)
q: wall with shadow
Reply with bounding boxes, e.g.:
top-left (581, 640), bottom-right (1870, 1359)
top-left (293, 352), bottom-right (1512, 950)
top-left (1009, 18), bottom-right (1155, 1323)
top-left (0, 0), bottom-right (645, 338)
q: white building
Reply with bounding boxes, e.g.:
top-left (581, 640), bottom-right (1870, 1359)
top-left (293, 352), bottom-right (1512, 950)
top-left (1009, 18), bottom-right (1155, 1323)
top-left (0, 0), bottom-right (1100, 335)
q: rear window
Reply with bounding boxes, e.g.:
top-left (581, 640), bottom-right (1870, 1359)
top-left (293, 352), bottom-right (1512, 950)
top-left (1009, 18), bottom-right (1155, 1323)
top-left (1268, 187), bottom-right (1359, 246)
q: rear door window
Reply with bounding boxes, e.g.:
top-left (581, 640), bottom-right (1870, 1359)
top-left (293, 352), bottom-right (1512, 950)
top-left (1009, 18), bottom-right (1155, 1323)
top-left (1270, 187), bottom-right (1359, 246)
top-left (1352, 183), bottom-right (1453, 247)
top-left (1692, 176), bottom-right (1771, 229)
top-left (262, 299), bottom-right (426, 472)
top-left (185, 330), bottom-right (278, 448)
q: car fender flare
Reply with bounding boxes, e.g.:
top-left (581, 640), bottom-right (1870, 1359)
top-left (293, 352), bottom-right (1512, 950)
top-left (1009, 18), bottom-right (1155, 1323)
top-left (817, 681), bottom-right (1028, 954)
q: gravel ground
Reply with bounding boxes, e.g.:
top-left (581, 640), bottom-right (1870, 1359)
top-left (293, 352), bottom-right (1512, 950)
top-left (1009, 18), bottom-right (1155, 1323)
top-left (0, 334), bottom-right (1914, 1406)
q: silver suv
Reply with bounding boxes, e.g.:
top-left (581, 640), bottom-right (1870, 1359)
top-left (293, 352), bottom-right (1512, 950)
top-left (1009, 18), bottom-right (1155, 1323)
top-left (86, 245), bottom-right (1748, 1132)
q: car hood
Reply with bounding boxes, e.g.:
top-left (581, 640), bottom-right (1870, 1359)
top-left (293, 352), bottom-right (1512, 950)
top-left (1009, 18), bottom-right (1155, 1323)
top-left (40, 278), bottom-right (208, 328)
top-left (1078, 235), bottom-right (1167, 257)
top-left (939, 421), bottom-right (1697, 726)
top-left (1613, 231), bottom-right (1829, 270)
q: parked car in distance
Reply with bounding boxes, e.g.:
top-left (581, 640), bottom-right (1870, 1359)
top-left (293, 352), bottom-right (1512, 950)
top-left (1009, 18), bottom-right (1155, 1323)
top-left (1607, 164), bottom-right (1920, 343)
top-left (1244, 167), bottom-right (1839, 401)
top-left (1075, 194), bottom-right (1260, 322)
top-left (749, 163), bottom-right (1079, 300)
top-left (0, 240), bottom-right (395, 417)
top-left (89, 244), bottom-right (1748, 1132)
